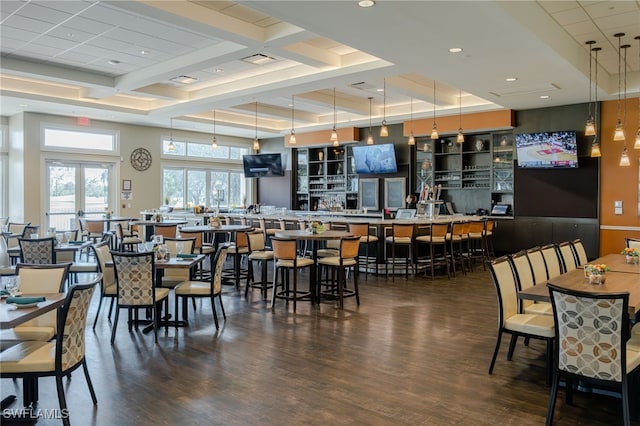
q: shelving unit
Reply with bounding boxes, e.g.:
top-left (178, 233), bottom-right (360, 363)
top-left (415, 131), bottom-right (514, 215)
top-left (293, 146), bottom-right (358, 211)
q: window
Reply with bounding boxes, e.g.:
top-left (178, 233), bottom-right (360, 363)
top-left (43, 126), bottom-right (118, 153)
top-left (0, 125), bottom-right (7, 218)
top-left (162, 137), bottom-right (250, 209)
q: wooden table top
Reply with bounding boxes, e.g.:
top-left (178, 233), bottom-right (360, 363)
top-left (0, 293), bottom-right (65, 329)
top-left (580, 253), bottom-right (640, 274)
top-left (154, 255), bottom-right (205, 269)
top-left (180, 225), bottom-right (252, 233)
top-left (274, 229), bottom-right (353, 240)
top-left (518, 269), bottom-right (640, 315)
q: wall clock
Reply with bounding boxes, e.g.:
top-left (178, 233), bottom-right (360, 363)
top-left (130, 148), bottom-right (152, 171)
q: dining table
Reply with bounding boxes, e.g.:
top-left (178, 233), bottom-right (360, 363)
top-left (180, 224), bottom-right (252, 248)
top-left (274, 229), bottom-right (353, 304)
top-left (518, 254), bottom-right (640, 316)
top-left (0, 292), bottom-right (66, 413)
top-left (129, 219), bottom-right (188, 242)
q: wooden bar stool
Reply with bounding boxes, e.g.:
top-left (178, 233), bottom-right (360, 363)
top-left (415, 222), bottom-right (450, 279)
top-left (270, 237), bottom-right (313, 313)
top-left (384, 223), bottom-right (415, 280)
top-left (245, 229), bottom-right (274, 300)
top-left (317, 235), bottom-right (361, 309)
top-left (347, 222), bottom-right (378, 278)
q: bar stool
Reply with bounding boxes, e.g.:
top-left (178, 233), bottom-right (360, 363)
top-left (271, 237), bottom-right (314, 313)
top-left (245, 229), bottom-right (274, 300)
top-left (261, 218), bottom-right (285, 249)
top-left (225, 230), bottom-right (249, 289)
top-left (483, 219), bottom-right (496, 261)
top-left (384, 223), bottom-right (415, 280)
top-left (347, 222), bottom-right (378, 278)
top-left (446, 221), bottom-right (468, 276)
top-left (415, 222), bottom-right (450, 279)
top-left (317, 235), bottom-right (361, 309)
top-left (467, 220), bottom-right (487, 270)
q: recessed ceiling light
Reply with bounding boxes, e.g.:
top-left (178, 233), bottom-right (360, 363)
top-left (449, 47), bottom-right (463, 53)
top-left (540, 95), bottom-right (550, 99)
top-left (505, 77), bottom-right (517, 82)
top-left (140, 50), bottom-right (148, 55)
top-left (108, 59), bottom-right (120, 65)
top-left (170, 75), bottom-right (198, 84)
top-left (376, 87), bottom-right (384, 92)
top-left (215, 68), bottom-right (224, 73)
top-left (358, 0), bottom-right (375, 7)
top-left (19, 103), bottom-right (28, 107)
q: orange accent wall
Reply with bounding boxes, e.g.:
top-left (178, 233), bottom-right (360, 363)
top-left (599, 98), bottom-right (640, 255)
top-left (283, 127), bottom-right (359, 147)
top-left (403, 109), bottom-right (515, 136)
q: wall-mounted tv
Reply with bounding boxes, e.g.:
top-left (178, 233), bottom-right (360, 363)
top-left (515, 131), bottom-right (578, 168)
top-left (352, 144), bottom-right (398, 174)
top-left (242, 153), bottom-right (285, 177)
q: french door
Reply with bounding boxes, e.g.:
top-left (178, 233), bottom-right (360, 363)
top-left (45, 160), bottom-right (114, 231)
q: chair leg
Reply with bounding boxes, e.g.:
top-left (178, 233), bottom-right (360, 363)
top-left (110, 308), bottom-right (120, 345)
top-left (507, 334), bottom-right (518, 361)
top-left (545, 371), bottom-right (560, 426)
top-left (271, 266), bottom-right (279, 309)
top-left (488, 331), bottom-right (503, 374)
top-left (55, 375), bottom-right (70, 426)
top-left (82, 359), bottom-right (98, 405)
top-left (218, 293), bottom-right (226, 319)
top-left (174, 295), bottom-right (180, 332)
top-left (93, 295), bottom-right (104, 330)
top-left (210, 295), bottom-right (219, 329)
top-left (622, 379), bottom-right (631, 426)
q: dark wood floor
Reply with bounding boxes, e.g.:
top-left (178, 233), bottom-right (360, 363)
top-left (2, 264), bottom-right (636, 425)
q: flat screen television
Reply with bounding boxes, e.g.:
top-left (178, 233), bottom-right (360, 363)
top-left (352, 144), bottom-right (398, 174)
top-left (242, 153), bottom-right (285, 177)
top-left (515, 131), bottom-right (578, 168)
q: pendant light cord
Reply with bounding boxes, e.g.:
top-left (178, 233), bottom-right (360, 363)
top-left (593, 47), bottom-right (600, 125)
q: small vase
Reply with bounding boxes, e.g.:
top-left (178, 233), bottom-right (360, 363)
top-left (589, 273), bottom-right (605, 285)
top-left (626, 255), bottom-right (639, 264)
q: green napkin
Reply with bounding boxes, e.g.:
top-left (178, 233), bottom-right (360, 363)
top-left (7, 296), bottom-right (46, 304)
top-left (0, 289), bottom-right (9, 296)
top-left (177, 253), bottom-right (197, 259)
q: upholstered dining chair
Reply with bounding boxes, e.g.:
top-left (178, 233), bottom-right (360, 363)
top-left (0, 277), bottom-right (100, 426)
top-left (110, 251), bottom-right (170, 344)
top-left (509, 250), bottom-right (552, 316)
top-left (18, 236), bottom-right (56, 264)
top-left (488, 256), bottom-right (555, 385)
top-left (570, 239), bottom-right (588, 266)
top-left (160, 237), bottom-right (196, 288)
top-left (174, 244), bottom-right (229, 330)
top-left (5, 222), bottom-right (30, 265)
top-left (525, 246), bottom-right (550, 284)
top-left (540, 244), bottom-right (563, 280)
top-left (317, 235), bottom-right (361, 309)
top-left (115, 223), bottom-right (142, 252)
top-left (626, 237), bottom-right (640, 250)
top-left (546, 285), bottom-right (640, 426)
top-left (556, 241), bottom-right (578, 273)
top-left (90, 241), bottom-right (117, 329)
top-left (0, 263), bottom-right (71, 342)
top-left (153, 223), bottom-right (177, 239)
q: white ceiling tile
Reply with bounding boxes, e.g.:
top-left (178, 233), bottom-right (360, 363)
top-left (160, 28), bottom-right (215, 47)
top-left (57, 50), bottom-right (99, 63)
top-left (3, 15), bottom-right (58, 33)
top-left (0, 26), bottom-right (41, 46)
top-left (70, 43), bottom-right (113, 59)
top-left (594, 12), bottom-right (640, 30)
top-left (582, 0), bottom-right (639, 18)
top-left (0, 1), bottom-right (28, 16)
top-left (35, 1), bottom-right (98, 15)
top-left (80, 4), bottom-right (139, 27)
top-left (538, 1), bottom-right (581, 14)
top-left (551, 7), bottom-right (591, 25)
top-left (35, 35), bottom-right (81, 51)
top-left (63, 16), bottom-right (114, 35)
top-left (47, 26), bottom-right (96, 44)
top-left (17, 3), bottom-right (72, 24)
top-left (18, 43), bottom-right (59, 58)
top-left (564, 21), bottom-right (600, 38)
top-left (85, 36), bottom-right (134, 53)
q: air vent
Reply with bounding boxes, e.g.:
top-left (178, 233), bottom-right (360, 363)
top-left (241, 54), bottom-right (277, 65)
top-left (350, 82), bottom-right (375, 90)
top-left (169, 75), bottom-right (198, 85)
top-left (489, 83), bottom-right (561, 97)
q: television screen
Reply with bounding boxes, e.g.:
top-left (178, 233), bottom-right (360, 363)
top-left (352, 144), bottom-right (398, 174)
top-left (242, 153), bottom-right (285, 177)
top-left (515, 131), bottom-right (578, 168)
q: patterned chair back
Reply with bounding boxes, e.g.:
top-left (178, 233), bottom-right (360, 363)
top-left (212, 244), bottom-right (229, 294)
top-left (56, 276), bottom-right (100, 371)
top-left (111, 251), bottom-right (155, 306)
top-left (548, 284), bottom-right (629, 382)
top-left (18, 237), bottom-right (56, 264)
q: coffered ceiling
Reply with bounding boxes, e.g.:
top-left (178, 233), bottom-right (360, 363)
top-left (1, 0), bottom-right (639, 142)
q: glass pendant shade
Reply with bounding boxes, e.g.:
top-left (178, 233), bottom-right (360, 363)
top-left (367, 132), bottom-right (374, 145)
top-left (422, 143), bottom-right (429, 152)
top-left (253, 138), bottom-right (260, 151)
top-left (584, 118), bottom-right (596, 136)
top-left (289, 131), bottom-right (296, 145)
top-left (211, 109), bottom-right (218, 149)
top-left (289, 95), bottom-right (296, 145)
top-left (408, 133), bottom-right (415, 145)
top-left (590, 137), bottom-right (601, 157)
top-left (380, 121), bottom-right (389, 137)
top-left (456, 129), bottom-right (465, 144)
top-left (330, 128), bottom-right (338, 142)
top-left (614, 120), bottom-right (625, 141)
top-left (619, 146), bottom-right (630, 166)
top-left (167, 140), bottom-right (175, 152)
top-left (333, 139), bottom-right (339, 147)
top-left (430, 123), bottom-right (439, 140)
top-left (634, 129), bottom-right (640, 149)
top-left (211, 136), bottom-right (218, 149)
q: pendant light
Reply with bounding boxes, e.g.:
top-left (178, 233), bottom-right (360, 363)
top-left (253, 102), bottom-right (260, 152)
top-left (167, 118), bottom-right (175, 152)
top-left (289, 95), bottom-right (296, 145)
top-left (407, 96), bottom-right (415, 145)
top-left (635, 35), bottom-right (640, 150)
top-left (430, 80), bottom-right (439, 140)
top-left (380, 78), bottom-right (388, 137)
top-left (590, 46), bottom-right (602, 158)
top-left (330, 88), bottom-right (339, 146)
top-left (211, 109), bottom-right (218, 149)
top-left (613, 33), bottom-right (626, 141)
top-left (619, 42), bottom-right (630, 166)
top-left (367, 97), bottom-right (374, 145)
top-left (584, 40), bottom-right (596, 136)
top-left (456, 89), bottom-right (464, 144)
